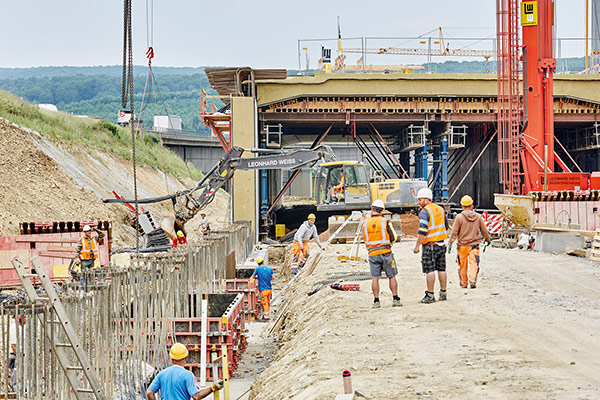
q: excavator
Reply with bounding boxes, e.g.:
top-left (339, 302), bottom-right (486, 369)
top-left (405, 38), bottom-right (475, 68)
top-left (105, 145), bottom-right (425, 245)
top-left (311, 160), bottom-right (427, 241)
top-left (104, 145), bottom-right (335, 247)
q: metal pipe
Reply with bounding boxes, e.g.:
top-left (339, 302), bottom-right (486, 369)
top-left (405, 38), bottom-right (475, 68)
top-left (544, 144), bottom-right (549, 191)
top-left (522, 45), bottom-right (529, 134)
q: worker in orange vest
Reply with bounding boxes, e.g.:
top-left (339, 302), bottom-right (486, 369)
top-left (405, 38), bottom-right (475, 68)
top-left (172, 230), bottom-right (188, 248)
top-left (448, 195), bottom-right (491, 289)
top-left (413, 188), bottom-right (450, 304)
top-left (76, 225), bottom-right (104, 270)
top-left (362, 199), bottom-right (401, 308)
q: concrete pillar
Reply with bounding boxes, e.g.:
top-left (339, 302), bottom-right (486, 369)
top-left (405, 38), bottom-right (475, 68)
top-left (231, 97), bottom-right (257, 238)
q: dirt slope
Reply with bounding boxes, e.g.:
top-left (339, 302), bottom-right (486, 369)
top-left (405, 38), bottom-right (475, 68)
top-left (252, 242), bottom-right (600, 400)
top-left (0, 118), bottom-right (228, 245)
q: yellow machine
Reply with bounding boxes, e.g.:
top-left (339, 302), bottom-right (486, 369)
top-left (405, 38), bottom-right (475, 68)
top-left (313, 161), bottom-right (426, 241)
top-left (314, 161), bottom-right (426, 212)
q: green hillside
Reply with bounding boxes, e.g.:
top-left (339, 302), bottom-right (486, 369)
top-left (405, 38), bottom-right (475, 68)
top-left (0, 90), bottom-right (202, 180)
top-left (0, 66), bottom-right (223, 132)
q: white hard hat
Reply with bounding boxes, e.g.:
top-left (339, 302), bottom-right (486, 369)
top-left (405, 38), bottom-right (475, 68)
top-left (416, 188), bottom-right (433, 200)
top-left (371, 199), bottom-right (385, 209)
top-left (82, 225), bottom-right (91, 232)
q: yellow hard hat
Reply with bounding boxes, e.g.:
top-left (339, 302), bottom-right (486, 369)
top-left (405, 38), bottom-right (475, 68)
top-left (256, 257), bottom-right (264, 265)
top-left (460, 195), bottom-right (474, 207)
top-left (307, 213), bottom-right (316, 220)
top-left (177, 230), bottom-right (184, 237)
top-left (169, 343), bottom-right (188, 360)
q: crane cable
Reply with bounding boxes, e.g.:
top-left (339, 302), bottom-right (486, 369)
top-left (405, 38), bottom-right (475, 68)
top-left (122, 0), bottom-right (140, 253)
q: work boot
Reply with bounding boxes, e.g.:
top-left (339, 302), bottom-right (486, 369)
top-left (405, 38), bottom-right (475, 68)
top-left (372, 299), bottom-right (381, 309)
top-left (392, 298), bottom-right (402, 307)
top-left (470, 282), bottom-right (477, 289)
top-left (419, 291), bottom-right (436, 304)
top-left (439, 290), bottom-right (447, 301)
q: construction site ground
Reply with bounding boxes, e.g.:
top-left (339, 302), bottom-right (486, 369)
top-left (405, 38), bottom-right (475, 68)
top-left (250, 240), bottom-right (600, 400)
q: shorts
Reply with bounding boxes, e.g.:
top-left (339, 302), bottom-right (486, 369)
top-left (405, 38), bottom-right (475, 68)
top-left (421, 243), bottom-right (447, 273)
top-left (369, 252), bottom-right (398, 278)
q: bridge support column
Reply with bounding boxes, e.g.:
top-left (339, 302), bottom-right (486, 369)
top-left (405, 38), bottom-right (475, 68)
top-left (432, 138), bottom-right (448, 201)
top-left (415, 141), bottom-right (428, 181)
top-left (231, 97), bottom-right (258, 239)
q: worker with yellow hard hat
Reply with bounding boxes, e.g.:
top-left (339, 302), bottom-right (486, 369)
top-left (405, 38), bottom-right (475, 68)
top-left (172, 230), bottom-right (188, 248)
top-left (146, 342), bottom-right (223, 399)
top-left (252, 256), bottom-right (273, 320)
top-left (291, 213), bottom-right (324, 275)
top-left (448, 195), bottom-right (491, 289)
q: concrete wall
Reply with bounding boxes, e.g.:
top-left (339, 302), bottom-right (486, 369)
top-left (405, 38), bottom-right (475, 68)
top-left (231, 97), bottom-right (257, 236)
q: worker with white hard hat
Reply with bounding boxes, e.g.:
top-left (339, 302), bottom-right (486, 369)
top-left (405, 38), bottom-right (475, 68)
top-left (414, 187), bottom-right (450, 304)
top-left (146, 342), bottom-right (223, 399)
top-left (252, 257), bottom-right (273, 320)
top-left (362, 199), bottom-right (401, 308)
top-left (75, 224), bottom-right (104, 270)
top-left (291, 213), bottom-right (324, 275)
top-left (448, 195), bottom-right (491, 289)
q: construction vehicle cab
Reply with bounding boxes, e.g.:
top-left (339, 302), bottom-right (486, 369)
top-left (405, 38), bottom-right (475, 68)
top-left (315, 161), bottom-right (371, 211)
top-left (315, 161), bottom-right (427, 212)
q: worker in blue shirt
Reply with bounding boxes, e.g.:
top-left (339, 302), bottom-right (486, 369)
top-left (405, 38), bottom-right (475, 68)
top-left (146, 343), bottom-right (222, 400)
top-left (252, 257), bottom-right (273, 320)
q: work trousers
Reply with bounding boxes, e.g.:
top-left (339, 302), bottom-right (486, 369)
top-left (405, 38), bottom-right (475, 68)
top-left (456, 245), bottom-right (480, 287)
top-left (259, 289), bottom-right (272, 318)
top-left (291, 241), bottom-right (309, 269)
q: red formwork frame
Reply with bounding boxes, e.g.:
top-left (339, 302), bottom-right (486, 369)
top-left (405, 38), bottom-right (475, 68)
top-left (223, 279), bottom-right (261, 323)
top-left (168, 293), bottom-right (246, 381)
top-left (0, 227), bottom-right (111, 287)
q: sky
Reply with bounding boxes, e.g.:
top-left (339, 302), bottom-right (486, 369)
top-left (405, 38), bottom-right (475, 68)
top-left (0, 0), bottom-right (589, 69)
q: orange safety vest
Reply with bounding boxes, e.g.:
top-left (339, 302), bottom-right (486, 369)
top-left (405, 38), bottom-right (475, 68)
top-left (422, 203), bottom-right (448, 244)
top-left (79, 236), bottom-right (99, 261)
top-left (362, 216), bottom-right (392, 257)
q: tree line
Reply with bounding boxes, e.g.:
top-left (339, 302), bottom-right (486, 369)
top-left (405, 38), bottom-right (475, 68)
top-left (0, 69), bottom-right (221, 132)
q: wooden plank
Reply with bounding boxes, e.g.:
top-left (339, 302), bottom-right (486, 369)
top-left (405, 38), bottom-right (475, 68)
top-left (38, 250), bottom-right (76, 259)
top-left (46, 245), bottom-right (77, 252)
top-left (589, 255), bottom-right (600, 262)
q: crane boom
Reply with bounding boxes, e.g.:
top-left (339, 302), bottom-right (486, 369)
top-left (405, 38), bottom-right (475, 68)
top-left (104, 145), bottom-right (334, 224)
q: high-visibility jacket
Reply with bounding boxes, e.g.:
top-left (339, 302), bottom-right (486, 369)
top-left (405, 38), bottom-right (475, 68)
top-left (79, 237), bottom-right (99, 261)
top-left (333, 174), bottom-right (345, 193)
top-left (422, 203), bottom-right (448, 244)
top-left (362, 216), bottom-right (393, 257)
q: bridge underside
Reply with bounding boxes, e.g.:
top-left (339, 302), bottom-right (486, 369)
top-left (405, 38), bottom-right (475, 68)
top-left (248, 72), bottom-right (600, 209)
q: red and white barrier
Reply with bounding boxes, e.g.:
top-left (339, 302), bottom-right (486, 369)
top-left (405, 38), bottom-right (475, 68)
top-left (482, 211), bottom-right (507, 235)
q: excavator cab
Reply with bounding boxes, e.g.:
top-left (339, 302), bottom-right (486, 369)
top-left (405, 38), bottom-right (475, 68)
top-left (315, 161), bottom-right (371, 211)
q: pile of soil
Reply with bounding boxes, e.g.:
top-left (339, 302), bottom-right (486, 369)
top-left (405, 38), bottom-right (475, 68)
top-left (400, 212), bottom-right (419, 237)
top-left (0, 118), bottom-right (229, 245)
